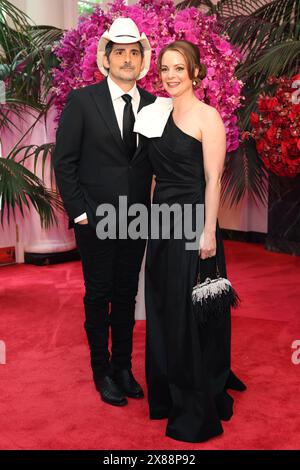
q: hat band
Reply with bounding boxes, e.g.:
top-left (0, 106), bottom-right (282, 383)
top-left (114, 34), bottom-right (137, 38)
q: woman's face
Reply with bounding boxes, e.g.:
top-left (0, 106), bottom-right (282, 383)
top-left (160, 50), bottom-right (193, 98)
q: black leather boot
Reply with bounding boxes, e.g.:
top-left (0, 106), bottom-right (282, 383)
top-left (113, 369), bottom-right (144, 399)
top-left (94, 375), bottom-right (128, 406)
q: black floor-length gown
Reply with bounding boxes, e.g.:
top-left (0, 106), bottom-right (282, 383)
top-left (145, 112), bottom-right (245, 443)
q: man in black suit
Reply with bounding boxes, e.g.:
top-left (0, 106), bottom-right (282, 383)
top-left (53, 18), bottom-right (155, 407)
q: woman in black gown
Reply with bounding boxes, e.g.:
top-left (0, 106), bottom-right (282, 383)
top-left (137, 40), bottom-right (246, 443)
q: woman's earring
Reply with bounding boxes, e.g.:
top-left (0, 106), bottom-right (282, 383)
top-left (193, 80), bottom-right (197, 86)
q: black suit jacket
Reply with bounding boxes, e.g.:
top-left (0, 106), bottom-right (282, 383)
top-left (53, 78), bottom-right (156, 228)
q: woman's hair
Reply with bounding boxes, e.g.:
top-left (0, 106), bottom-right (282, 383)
top-left (157, 40), bottom-right (206, 83)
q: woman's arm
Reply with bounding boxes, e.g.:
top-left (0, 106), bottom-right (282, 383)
top-left (200, 107), bottom-right (226, 259)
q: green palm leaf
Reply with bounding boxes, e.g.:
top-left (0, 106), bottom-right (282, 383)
top-left (240, 40), bottom-right (300, 82)
top-left (217, 0), bottom-right (298, 21)
top-left (0, 0), bottom-right (31, 51)
top-left (8, 142), bottom-right (56, 186)
top-left (221, 140), bottom-right (268, 207)
top-left (0, 157), bottom-right (63, 228)
top-left (0, 1), bottom-right (64, 227)
top-left (0, 1), bottom-right (63, 128)
top-left (176, 0), bottom-right (218, 12)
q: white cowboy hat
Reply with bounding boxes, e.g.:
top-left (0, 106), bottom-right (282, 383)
top-left (97, 17), bottom-right (151, 80)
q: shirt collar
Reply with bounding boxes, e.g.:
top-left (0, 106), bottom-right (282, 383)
top-left (107, 75), bottom-right (139, 103)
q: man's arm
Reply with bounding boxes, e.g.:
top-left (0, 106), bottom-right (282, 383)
top-left (53, 90), bottom-right (87, 222)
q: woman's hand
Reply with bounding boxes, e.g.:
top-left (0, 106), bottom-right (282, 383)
top-left (199, 231), bottom-right (216, 259)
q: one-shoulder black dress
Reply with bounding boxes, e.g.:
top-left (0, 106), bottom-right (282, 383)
top-left (145, 112), bottom-right (245, 443)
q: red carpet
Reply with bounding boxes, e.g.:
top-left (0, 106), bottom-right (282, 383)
top-left (0, 240), bottom-right (300, 450)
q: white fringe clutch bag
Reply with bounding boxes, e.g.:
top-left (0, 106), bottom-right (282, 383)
top-left (192, 258), bottom-right (240, 326)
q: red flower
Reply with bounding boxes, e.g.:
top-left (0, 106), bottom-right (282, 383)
top-left (281, 141), bottom-right (290, 156)
top-left (256, 139), bottom-right (266, 153)
top-left (241, 131), bottom-right (251, 141)
top-left (266, 126), bottom-right (277, 143)
top-left (250, 112), bottom-right (260, 125)
top-left (258, 96), bottom-right (279, 113)
top-left (250, 75), bottom-right (300, 177)
top-left (266, 97), bottom-right (279, 111)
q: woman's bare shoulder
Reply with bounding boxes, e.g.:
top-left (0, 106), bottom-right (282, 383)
top-left (196, 101), bottom-right (221, 119)
top-left (196, 101), bottom-right (224, 133)
top-left (193, 102), bottom-right (225, 143)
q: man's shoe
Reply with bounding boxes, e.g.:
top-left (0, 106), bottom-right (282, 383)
top-left (94, 375), bottom-right (128, 406)
top-left (113, 369), bottom-right (144, 399)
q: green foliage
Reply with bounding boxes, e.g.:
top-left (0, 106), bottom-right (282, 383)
top-left (0, 0), bottom-right (63, 226)
top-left (78, 0), bottom-right (104, 16)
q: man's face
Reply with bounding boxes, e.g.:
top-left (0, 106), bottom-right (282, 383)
top-left (103, 42), bottom-right (144, 85)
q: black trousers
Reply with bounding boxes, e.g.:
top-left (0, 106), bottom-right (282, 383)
top-left (74, 223), bottom-right (146, 379)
